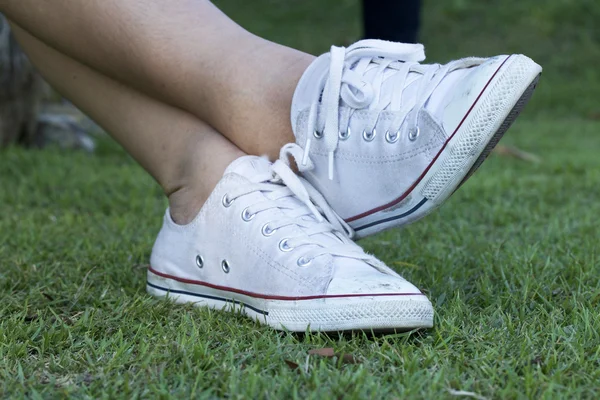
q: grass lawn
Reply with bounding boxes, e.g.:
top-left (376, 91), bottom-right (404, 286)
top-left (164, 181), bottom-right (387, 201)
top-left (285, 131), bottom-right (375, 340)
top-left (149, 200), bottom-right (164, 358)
top-left (2, 0), bottom-right (600, 398)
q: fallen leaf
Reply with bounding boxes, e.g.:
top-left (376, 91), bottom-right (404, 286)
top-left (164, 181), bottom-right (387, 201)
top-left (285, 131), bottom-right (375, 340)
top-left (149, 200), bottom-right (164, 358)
top-left (308, 348), bottom-right (335, 357)
top-left (284, 360), bottom-right (299, 370)
top-left (308, 348), bottom-right (360, 364)
top-left (587, 112), bottom-right (600, 120)
top-left (493, 145), bottom-right (541, 163)
top-left (339, 354), bottom-right (359, 364)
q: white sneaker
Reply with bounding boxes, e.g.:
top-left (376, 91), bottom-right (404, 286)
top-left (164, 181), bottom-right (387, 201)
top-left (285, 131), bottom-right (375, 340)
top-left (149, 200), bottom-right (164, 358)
top-left (147, 155), bottom-right (433, 332)
top-left (290, 40), bottom-right (542, 238)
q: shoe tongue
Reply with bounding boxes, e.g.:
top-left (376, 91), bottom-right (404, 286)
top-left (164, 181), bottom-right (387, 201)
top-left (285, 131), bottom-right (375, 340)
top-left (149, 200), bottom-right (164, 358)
top-left (225, 156), bottom-right (273, 182)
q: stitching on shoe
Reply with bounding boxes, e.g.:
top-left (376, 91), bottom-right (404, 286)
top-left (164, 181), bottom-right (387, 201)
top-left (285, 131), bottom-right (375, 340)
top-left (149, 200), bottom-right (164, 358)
top-left (418, 110), bottom-right (447, 160)
top-left (306, 142), bottom-right (442, 164)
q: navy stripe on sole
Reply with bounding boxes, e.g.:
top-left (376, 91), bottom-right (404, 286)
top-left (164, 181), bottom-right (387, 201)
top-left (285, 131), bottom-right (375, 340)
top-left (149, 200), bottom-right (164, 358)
top-left (147, 281), bottom-right (269, 316)
top-left (354, 198), bottom-right (428, 232)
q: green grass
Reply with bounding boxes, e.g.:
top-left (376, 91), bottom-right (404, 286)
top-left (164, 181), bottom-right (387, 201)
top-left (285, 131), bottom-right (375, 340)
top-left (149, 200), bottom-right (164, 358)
top-left (2, 0), bottom-right (600, 398)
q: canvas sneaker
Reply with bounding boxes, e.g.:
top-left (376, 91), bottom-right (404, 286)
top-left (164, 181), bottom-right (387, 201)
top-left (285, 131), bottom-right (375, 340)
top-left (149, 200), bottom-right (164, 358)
top-left (147, 155), bottom-right (433, 332)
top-left (290, 39), bottom-right (542, 238)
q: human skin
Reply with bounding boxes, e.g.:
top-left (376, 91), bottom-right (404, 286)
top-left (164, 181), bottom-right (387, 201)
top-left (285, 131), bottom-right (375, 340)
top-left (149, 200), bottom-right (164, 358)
top-left (0, 0), bottom-right (315, 160)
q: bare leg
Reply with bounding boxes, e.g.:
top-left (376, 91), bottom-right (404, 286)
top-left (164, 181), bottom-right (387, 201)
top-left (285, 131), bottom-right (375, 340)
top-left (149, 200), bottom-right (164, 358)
top-left (0, 1), bottom-right (314, 159)
top-left (9, 22), bottom-right (244, 224)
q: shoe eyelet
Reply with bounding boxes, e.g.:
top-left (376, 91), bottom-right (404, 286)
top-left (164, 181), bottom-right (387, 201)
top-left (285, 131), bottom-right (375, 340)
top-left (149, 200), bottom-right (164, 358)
top-left (313, 130), bottom-right (323, 139)
top-left (385, 129), bottom-right (400, 143)
top-left (195, 255), bottom-right (204, 269)
top-left (408, 126), bottom-right (420, 141)
top-left (222, 194), bottom-right (234, 208)
top-left (278, 238), bottom-right (293, 252)
top-left (362, 128), bottom-right (376, 142)
top-left (262, 223), bottom-right (276, 237)
top-left (241, 207), bottom-right (255, 222)
top-left (221, 260), bottom-right (230, 273)
top-left (297, 257), bottom-right (312, 267)
top-left (338, 127), bottom-right (351, 141)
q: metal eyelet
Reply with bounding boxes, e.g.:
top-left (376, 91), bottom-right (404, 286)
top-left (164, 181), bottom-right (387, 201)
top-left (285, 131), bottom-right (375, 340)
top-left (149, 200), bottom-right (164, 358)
top-left (297, 257), bottom-right (312, 267)
top-left (385, 129), bottom-right (400, 143)
top-left (222, 194), bottom-right (234, 208)
top-left (338, 127), bottom-right (351, 140)
top-left (278, 238), bottom-right (293, 252)
top-left (408, 126), bottom-right (420, 141)
top-left (313, 130), bottom-right (323, 139)
top-left (362, 128), bottom-right (376, 142)
top-left (241, 207), bottom-right (255, 222)
top-left (221, 260), bottom-right (230, 273)
top-left (262, 224), bottom-right (276, 237)
top-left (195, 255), bottom-right (204, 269)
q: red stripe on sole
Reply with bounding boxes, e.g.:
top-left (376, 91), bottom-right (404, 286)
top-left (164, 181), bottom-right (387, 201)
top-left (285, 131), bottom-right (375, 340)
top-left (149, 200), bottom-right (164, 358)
top-left (148, 267), bottom-right (425, 301)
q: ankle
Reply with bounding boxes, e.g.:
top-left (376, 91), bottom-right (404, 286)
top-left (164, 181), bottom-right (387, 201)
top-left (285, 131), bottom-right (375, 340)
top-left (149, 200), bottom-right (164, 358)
top-left (165, 136), bottom-right (245, 225)
top-left (168, 185), bottom-right (208, 225)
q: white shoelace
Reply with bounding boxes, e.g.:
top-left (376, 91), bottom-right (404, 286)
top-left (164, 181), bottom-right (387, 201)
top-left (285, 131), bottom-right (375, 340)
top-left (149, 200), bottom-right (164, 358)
top-left (225, 155), bottom-right (381, 267)
top-left (300, 39), bottom-right (484, 179)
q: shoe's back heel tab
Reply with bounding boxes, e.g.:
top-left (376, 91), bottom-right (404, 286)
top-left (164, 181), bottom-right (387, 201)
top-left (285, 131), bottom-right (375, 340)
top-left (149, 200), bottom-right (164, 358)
top-left (149, 208), bottom-right (191, 273)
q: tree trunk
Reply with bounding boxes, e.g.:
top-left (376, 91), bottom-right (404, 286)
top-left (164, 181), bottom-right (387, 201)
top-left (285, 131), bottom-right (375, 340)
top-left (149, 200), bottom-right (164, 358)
top-left (0, 14), bottom-right (43, 147)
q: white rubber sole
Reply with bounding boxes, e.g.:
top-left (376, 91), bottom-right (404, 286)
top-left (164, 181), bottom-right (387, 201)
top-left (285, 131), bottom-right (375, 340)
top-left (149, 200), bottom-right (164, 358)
top-left (352, 55), bottom-right (542, 238)
top-left (147, 269), bottom-right (434, 332)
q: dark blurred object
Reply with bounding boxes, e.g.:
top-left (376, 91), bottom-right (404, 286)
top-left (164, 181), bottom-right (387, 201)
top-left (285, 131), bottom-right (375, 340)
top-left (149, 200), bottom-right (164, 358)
top-left (362, 0), bottom-right (421, 43)
top-left (37, 102), bottom-right (98, 152)
top-left (0, 14), bottom-right (96, 151)
top-left (0, 13), bottom-right (43, 147)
